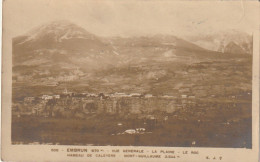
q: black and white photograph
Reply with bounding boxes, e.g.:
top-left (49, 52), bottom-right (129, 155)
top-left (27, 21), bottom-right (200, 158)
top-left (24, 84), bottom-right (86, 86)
top-left (1, 0), bottom-right (259, 161)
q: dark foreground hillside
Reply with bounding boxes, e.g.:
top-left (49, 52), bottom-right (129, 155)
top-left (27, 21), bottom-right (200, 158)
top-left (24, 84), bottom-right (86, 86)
top-left (12, 97), bottom-right (251, 148)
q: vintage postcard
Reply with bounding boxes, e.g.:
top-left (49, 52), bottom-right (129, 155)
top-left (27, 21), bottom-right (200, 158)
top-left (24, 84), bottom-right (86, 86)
top-left (1, 0), bottom-right (259, 161)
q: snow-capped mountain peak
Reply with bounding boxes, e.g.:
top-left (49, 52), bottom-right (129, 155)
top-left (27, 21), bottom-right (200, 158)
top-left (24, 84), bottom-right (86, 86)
top-left (186, 29), bottom-right (253, 54)
top-left (19, 20), bottom-right (97, 44)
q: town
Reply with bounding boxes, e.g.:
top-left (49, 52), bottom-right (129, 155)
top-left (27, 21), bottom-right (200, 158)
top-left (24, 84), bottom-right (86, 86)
top-left (11, 57), bottom-right (252, 147)
top-left (13, 87), bottom-right (251, 119)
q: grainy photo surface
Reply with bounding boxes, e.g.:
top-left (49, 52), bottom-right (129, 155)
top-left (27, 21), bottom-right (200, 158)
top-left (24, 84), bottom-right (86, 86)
top-left (9, 0), bottom-right (256, 149)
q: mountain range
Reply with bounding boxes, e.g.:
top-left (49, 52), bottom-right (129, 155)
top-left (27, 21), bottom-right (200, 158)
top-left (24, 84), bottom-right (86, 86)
top-left (12, 20), bottom-right (253, 98)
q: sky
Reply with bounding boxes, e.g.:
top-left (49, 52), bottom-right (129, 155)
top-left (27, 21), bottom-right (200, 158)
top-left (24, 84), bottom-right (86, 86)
top-left (3, 0), bottom-right (259, 38)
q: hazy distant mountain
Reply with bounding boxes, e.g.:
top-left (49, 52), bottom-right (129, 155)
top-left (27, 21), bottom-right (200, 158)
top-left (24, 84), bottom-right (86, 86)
top-left (187, 30), bottom-right (253, 54)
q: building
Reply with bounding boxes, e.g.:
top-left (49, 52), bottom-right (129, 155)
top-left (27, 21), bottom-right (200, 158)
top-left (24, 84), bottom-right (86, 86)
top-left (42, 95), bottom-right (53, 100)
top-left (130, 93), bottom-right (141, 97)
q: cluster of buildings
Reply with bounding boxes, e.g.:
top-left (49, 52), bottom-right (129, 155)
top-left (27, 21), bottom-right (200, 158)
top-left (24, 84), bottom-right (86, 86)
top-left (16, 88), bottom-right (201, 118)
top-left (17, 80), bottom-right (251, 118)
